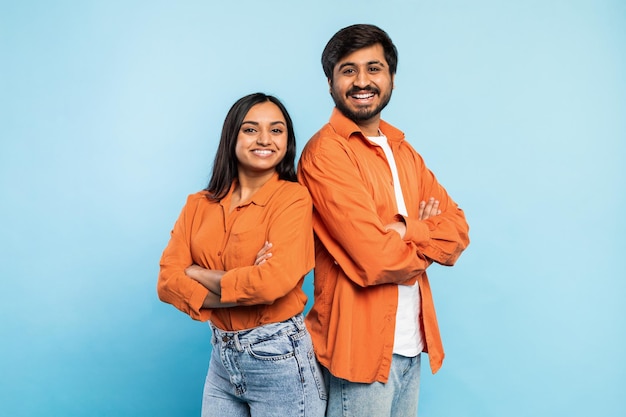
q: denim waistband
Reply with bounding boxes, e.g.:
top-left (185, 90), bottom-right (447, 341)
top-left (209, 314), bottom-right (305, 351)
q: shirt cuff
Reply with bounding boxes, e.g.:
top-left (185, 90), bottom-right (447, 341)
top-left (394, 214), bottom-right (430, 246)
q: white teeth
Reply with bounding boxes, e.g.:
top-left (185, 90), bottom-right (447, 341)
top-left (253, 150), bottom-right (273, 155)
top-left (353, 93), bottom-right (374, 99)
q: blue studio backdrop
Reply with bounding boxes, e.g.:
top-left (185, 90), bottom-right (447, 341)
top-left (1, 1), bottom-right (624, 416)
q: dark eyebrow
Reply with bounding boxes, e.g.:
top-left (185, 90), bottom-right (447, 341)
top-left (337, 60), bottom-right (386, 71)
top-left (241, 120), bottom-right (286, 126)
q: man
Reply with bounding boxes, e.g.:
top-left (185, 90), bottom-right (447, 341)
top-left (297, 24), bottom-right (470, 417)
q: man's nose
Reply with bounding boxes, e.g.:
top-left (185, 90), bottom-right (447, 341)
top-left (354, 70), bottom-right (370, 88)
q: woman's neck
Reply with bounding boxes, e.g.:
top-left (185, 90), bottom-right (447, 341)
top-left (229, 171), bottom-right (275, 212)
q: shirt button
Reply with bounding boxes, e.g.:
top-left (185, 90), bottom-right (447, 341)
top-left (217, 251), bottom-right (222, 256)
top-left (222, 335), bottom-right (229, 342)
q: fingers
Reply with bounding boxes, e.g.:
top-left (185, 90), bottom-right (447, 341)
top-left (419, 197), bottom-right (441, 220)
top-left (256, 241), bottom-right (272, 257)
top-left (418, 200), bottom-right (426, 220)
top-left (254, 241), bottom-right (273, 266)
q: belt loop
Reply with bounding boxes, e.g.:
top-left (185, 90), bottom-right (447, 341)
top-left (208, 322), bottom-right (217, 345)
top-left (232, 333), bottom-right (243, 352)
top-left (291, 313), bottom-right (305, 331)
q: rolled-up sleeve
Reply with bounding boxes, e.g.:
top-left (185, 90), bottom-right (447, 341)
top-left (157, 194), bottom-right (211, 321)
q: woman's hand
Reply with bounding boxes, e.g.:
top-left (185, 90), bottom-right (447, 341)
top-left (185, 264), bottom-right (224, 295)
top-left (254, 241), bottom-right (273, 265)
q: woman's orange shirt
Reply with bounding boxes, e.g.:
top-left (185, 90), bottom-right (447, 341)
top-left (157, 174), bottom-right (314, 331)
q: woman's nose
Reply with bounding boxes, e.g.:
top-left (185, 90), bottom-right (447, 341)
top-left (256, 130), bottom-right (271, 145)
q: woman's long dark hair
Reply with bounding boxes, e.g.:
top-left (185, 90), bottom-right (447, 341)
top-left (205, 93), bottom-right (297, 201)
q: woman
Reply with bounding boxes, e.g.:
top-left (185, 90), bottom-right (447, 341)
top-left (157, 93), bottom-right (327, 417)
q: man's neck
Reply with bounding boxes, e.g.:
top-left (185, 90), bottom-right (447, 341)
top-left (356, 117), bottom-right (381, 137)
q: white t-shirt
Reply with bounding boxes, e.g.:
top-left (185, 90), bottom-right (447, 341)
top-left (367, 134), bottom-right (423, 357)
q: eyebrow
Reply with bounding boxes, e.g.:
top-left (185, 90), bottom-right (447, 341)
top-left (241, 120), bottom-right (286, 126)
top-left (337, 60), bottom-right (386, 71)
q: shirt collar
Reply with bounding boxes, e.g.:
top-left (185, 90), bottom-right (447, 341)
top-left (222, 172), bottom-right (282, 209)
top-left (328, 107), bottom-right (406, 143)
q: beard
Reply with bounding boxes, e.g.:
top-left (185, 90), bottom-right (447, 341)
top-left (330, 85), bottom-right (392, 122)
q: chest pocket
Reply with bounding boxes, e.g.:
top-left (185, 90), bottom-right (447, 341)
top-left (223, 224), bottom-right (267, 269)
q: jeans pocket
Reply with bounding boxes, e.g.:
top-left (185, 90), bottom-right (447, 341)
top-left (247, 335), bottom-right (295, 361)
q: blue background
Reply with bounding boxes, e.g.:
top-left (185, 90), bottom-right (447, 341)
top-left (1, 1), bottom-right (624, 416)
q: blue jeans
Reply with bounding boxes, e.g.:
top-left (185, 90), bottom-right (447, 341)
top-left (324, 354), bottom-right (421, 417)
top-left (201, 314), bottom-right (327, 417)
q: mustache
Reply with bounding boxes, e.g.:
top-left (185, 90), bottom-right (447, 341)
top-left (346, 86), bottom-right (380, 95)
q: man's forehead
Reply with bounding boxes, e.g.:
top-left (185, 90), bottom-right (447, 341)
top-left (335, 45), bottom-right (388, 68)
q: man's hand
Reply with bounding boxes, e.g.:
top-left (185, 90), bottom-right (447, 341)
top-left (419, 197), bottom-right (441, 220)
top-left (384, 221), bottom-right (407, 239)
top-left (385, 197), bottom-right (442, 239)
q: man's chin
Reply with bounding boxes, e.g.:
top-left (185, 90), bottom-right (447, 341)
top-left (334, 103), bottom-right (378, 122)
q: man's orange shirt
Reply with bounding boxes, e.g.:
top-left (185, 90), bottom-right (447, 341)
top-left (158, 174), bottom-right (315, 331)
top-left (298, 108), bottom-right (470, 383)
